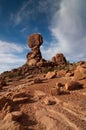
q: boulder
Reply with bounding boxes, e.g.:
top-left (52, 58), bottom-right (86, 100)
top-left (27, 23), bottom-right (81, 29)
top-left (50, 87), bottom-right (61, 96)
top-left (28, 33), bottom-right (43, 48)
top-left (0, 121), bottom-right (25, 130)
top-left (34, 78), bottom-right (42, 83)
top-left (0, 96), bottom-right (7, 110)
top-left (0, 79), bottom-right (6, 88)
top-left (0, 111), bottom-right (24, 130)
top-left (46, 71), bottom-right (56, 79)
top-left (65, 81), bottom-right (82, 90)
top-left (74, 65), bottom-right (86, 80)
top-left (44, 97), bottom-right (56, 105)
top-left (57, 70), bottom-right (67, 77)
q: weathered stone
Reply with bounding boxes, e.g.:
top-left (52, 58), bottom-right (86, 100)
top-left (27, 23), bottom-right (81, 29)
top-left (0, 96), bottom-right (7, 110)
top-left (13, 97), bottom-right (29, 103)
top-left (52, 53), bottom-right (67, 65)
top-left (50, 87), bottom-right (61, 96)
top-left (28, 33), bottom-right (43, 48)
top-left (44, 97), bottom-right (56, 105)
top-left (65, 81), bottom-right (82, 90)
top-left (26, 33), bottom-right (43, 66)
top-left (0, 79), bottom-right (6, 88)
top-left (57, 70), bottom-right (67, 77)
top-left (55, 82), bottom-right (64, 88)
top-left (74, 65), bottom-right (86, 80)
top-left (34, 78), bottom-right (42, 83)
top-left (0, 121), bottom-right (25, 130)
top-left (46, 71), bottom-right (56, 79)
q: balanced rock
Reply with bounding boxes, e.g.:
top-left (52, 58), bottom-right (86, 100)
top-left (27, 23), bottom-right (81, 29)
top-left (26, 34), bottom-right (44, 66)
top-left (28, 33), bottom-right (43, 48)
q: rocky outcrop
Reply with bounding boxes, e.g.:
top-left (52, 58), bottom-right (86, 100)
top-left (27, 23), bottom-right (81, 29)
top-left (26, 33), bottom-right (44, 66)
top-left (0, 78), bottom-right (6, 89)
top-left (0, 111), bottom-right (25, 130)
top-left (52, 53), bottom-right (67, 65)
top-left (74, 63), bottom-right (86, 80)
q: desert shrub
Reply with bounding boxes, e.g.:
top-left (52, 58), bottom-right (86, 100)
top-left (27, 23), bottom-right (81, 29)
top-left (44, 67), bottom-right (54, 73)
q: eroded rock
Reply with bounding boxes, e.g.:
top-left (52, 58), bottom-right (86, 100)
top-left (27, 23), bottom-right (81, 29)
top-left (52, 53), bottom-right (67, 65)
top-left (27, 34), bottom-right (44, 66)
top-left (65, 81), bottom-right (82, 90)
top-left (74, 65), bottom-right (86, 80)
top-left (46, 71), bottom-right (57, 79)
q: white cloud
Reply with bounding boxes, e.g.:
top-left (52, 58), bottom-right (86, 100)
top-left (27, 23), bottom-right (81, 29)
top-left (10, 0), bottom-right (36, 25)
top-left (42, 0), bottom-right (86, 62)
top-left (0, 40), bottom-right (26, 73)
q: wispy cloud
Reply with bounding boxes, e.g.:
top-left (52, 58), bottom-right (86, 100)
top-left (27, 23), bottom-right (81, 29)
top-left (10, 0), bottom-right (61, 26)
top-left (10, 0), bottom-right (36, 25)
top-left (0, 40), bottom-right (26, 73)
top-left (41, 0), bottom-right (86, 62)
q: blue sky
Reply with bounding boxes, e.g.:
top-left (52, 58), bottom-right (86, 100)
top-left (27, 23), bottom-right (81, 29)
top-left (0, 0), bottom-right (86, 73)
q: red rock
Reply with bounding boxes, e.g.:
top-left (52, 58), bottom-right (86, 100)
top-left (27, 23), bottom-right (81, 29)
top-left (26, 34), bottom-right (43, 66)
top-left (28, 33), bottom-right (43, 48)
top-left (13, 97), bottom-right (29, 103)
top-left (34, 78), bottom-right (42, 83)
top-left (0, 96), bottom-right (7, 110)
top-left (65, 81), bottom-right (82, 90)
top-left (0, 79), bottom-right (6, 88)
top-left (52, 53), bottom-right (67, 65)
top-left (50, 87), bottom-right (61, 96)
top-left (55, 82), bottom-right (64, 87)
top-left (46, 71), bottom-right (57, 79)
top-left (74, 65), bottom-right (86, 80)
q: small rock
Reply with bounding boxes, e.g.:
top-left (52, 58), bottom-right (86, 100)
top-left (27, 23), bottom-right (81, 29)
top-left (33, 90), bottom-right (46, 101)
top-left (12, 92), bottom-right (27, 99)
top-left (34, 78), bottom-right (42, 83)
top-left (55, 82), bottom-right (64, 88)
top-left (13, 97), bottom-right (29, 103)
top-left (57, 70), bottom-right (67, 77)
top-left (11, 111), bottom-right (23, 120)
top-left (65, 72), bottom-right (74, 77)
top-left (44, 97), bottom-right (56, 105)
top-left (3, 102), bottom-right (12, 114)
top-left (50, 87), bottom-right (61, 96)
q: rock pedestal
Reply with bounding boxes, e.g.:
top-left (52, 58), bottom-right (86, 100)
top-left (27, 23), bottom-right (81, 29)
top-left (26, 34), bottom-right (43, 66)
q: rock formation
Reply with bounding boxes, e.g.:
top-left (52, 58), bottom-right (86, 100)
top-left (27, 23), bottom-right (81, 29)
top-left (52, 53), bottom-right (67, 65)
top-left (26, 33), bottom-right (44, 66)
